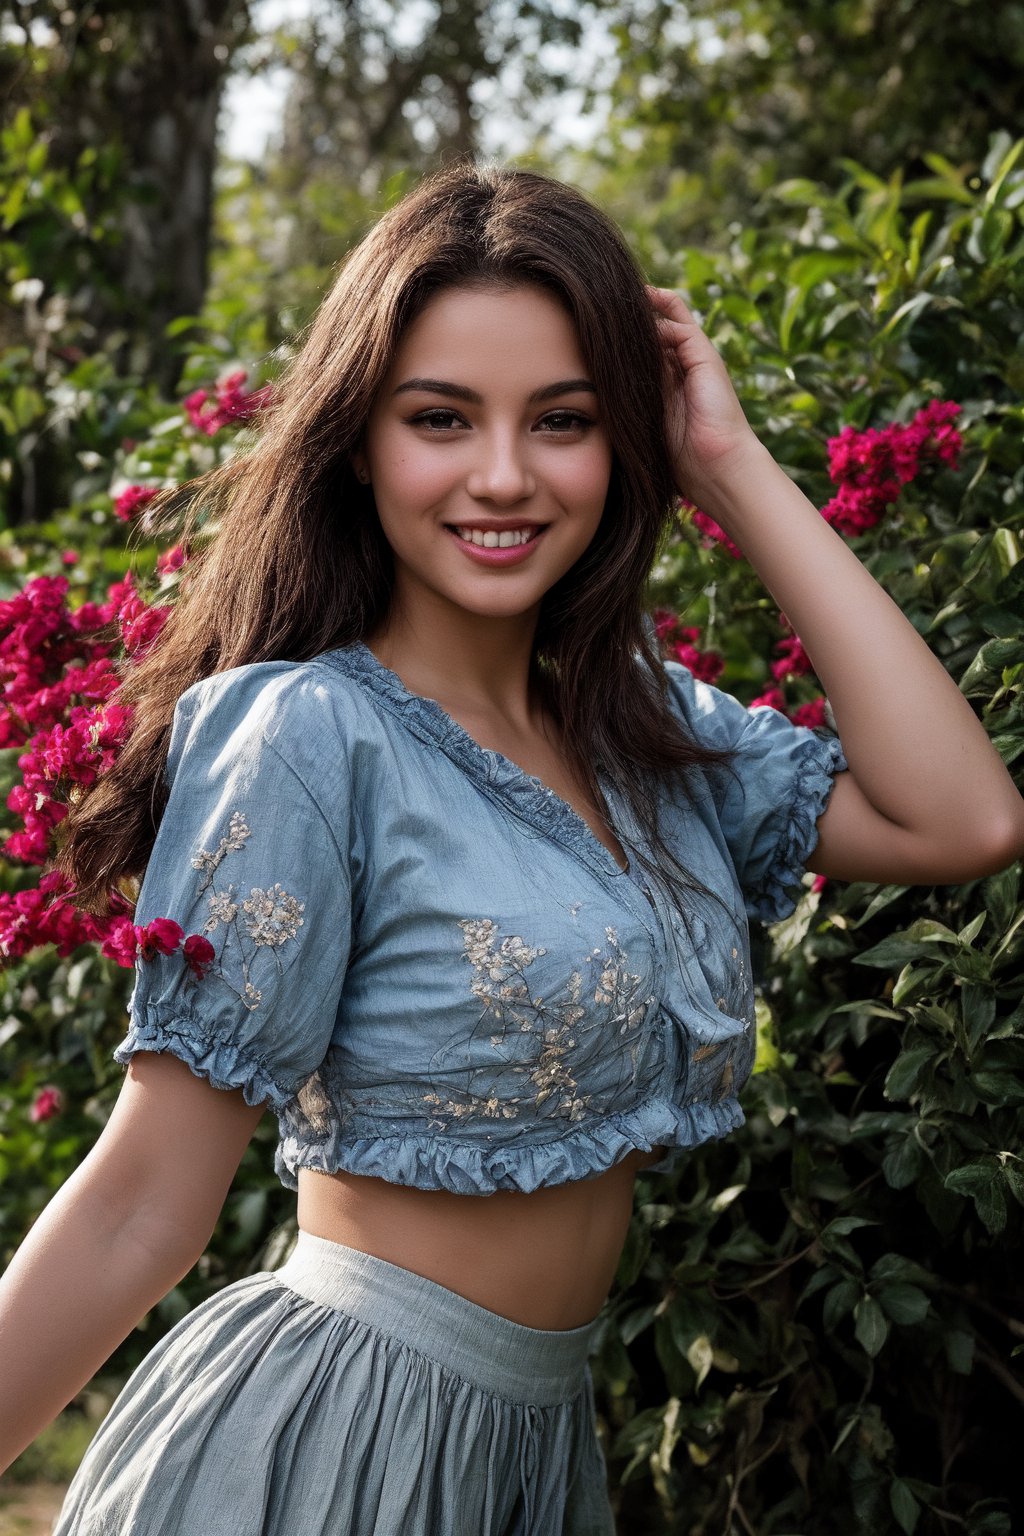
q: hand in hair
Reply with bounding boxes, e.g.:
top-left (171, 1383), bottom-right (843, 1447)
top-left (646, 284), bottom-right (759, 505)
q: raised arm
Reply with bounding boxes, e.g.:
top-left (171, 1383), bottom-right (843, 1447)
top-left (647, 285), bottom-right (1024, 885)
top-left (0, 1053), bottom-right (266, 1476)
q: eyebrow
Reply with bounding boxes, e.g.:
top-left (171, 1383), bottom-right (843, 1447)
top-left (392, 377), bottom-right (598, 404)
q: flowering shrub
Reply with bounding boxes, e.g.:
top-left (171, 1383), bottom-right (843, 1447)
top-left (183, 369), bottom-right (273, 436)
top-left (595, 135), bottom-right (1024, 1536)
top-left (0, 357), bottom-right (276, 1315)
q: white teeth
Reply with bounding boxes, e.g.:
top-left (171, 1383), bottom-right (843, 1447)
top-left (454, 526), bottom-right (538, 548)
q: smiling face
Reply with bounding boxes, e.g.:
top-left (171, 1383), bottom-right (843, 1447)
top-left (354, 282), bottom-right (614, 636)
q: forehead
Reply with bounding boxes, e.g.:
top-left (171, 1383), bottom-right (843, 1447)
top-left (391, 283), bottom-right (587, 378)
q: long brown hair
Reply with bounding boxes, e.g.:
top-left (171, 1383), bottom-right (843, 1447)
top-left (57, 159), bottom-right (739, 925)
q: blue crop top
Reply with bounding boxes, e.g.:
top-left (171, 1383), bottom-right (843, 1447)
top-left (113, 639), bottom-right (848, 1195)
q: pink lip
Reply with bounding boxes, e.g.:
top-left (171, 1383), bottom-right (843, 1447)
top-left (444, 526), bottom-right (548, 567)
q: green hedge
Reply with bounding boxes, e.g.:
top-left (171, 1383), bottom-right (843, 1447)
top-left (595, 134), bottom-right (1024, 1535)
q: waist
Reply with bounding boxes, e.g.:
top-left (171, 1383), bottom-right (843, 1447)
top-left (295, 1147), bottom-right (663, 1331)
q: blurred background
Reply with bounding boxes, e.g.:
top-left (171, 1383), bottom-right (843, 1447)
top-left (1, 5), bottom-right (1023, 1535)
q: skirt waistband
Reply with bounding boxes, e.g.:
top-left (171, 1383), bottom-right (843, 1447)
top-left (273, 1229), bottom-right (600, 1406)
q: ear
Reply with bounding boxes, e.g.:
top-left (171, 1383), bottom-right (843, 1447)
top-left (350, 450), bottom-right (370, 486)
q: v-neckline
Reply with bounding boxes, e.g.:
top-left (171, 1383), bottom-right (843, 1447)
top-left (317, 640), bottom-right (636, 882)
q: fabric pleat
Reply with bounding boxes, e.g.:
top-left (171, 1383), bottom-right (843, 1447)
top-left (51, 1233), bottom-right (616, 1536)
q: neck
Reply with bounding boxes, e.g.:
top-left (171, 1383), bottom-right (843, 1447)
top-left (365, 600), bottom-right (545, 724)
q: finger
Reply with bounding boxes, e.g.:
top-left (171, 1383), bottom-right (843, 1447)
top-left (646, 285), bottom-right (700, 323)
top-left (652, 312), bottom-right (693, 342)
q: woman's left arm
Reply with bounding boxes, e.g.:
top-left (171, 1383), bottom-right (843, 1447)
top-left (648, 285), bottom-right (1024, 886)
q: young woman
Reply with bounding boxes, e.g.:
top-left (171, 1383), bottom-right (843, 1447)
top-left (1, 162), bottom-right (1021, 1535)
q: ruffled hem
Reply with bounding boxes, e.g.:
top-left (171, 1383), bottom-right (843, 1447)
top-left (748, 730), bottom-right (848, 925)
top-left (112, 1006), bottom-right (294, 1114)
top-left (274, 1093), bottom-right (746, 1195)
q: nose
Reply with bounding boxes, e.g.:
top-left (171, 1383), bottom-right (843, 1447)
top-left (464, 427), bottom-right (536, 505)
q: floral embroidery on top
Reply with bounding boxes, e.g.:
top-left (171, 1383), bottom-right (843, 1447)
top-left (192, 808), bottom-right (251, 891)
top-left (419, 915), bottom-right (658, 1131)
top-left (182, 809), bottom-right (305, 1012)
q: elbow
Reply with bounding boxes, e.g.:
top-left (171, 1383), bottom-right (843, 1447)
top-left (985, 810), bottom-right (1024, 874)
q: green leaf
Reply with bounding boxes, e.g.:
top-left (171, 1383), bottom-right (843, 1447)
top-left (882, 1136), bottom-right (925, 1189)
top-left (944, 1329), bottom-right (975, 1374)
top-left (892, 964), bottom-right (939, 1008)
top-left (855, 920), bottom-right (959, 969)
top-left (884, 1047), bottom-right (935, 1102)
top-left (849, 884), bottom-right (910, 928)
top-left (823, 1279), bottom-right (861, 1332)
top-left (968, 1070), bottom-right (1024, 1108)
top-left (944, 1162), bottom-right (1008, 1234)
top-left (960, 984), bottom-right (996, 1048)
top-left (957, 913), bottom-right (987, 947)
top-left (959, 638), bottom-right (1024, 692)
top-left (878, 1284), bottom-right (930, 1325)
top-left (822, 1215), bottom-right (879, 1237)
top-left (891, 1477), bottom-right (921, 1535)
top-left (854, 1295), bottom-right (889, 1357)
top-left (164, 315), bottom-right (205, 338)
top-left (983, 866), bottom-right (1020, 933)
top-left (869, 1254), bottom-right (933, 1287)
top-left (1002, 1161), bottom-right (1024, 1209)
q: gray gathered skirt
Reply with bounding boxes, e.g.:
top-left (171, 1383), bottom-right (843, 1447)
top-left (51, 1230), bottom-right (617, 1535)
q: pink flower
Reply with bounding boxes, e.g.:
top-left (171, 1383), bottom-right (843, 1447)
top-left (100, 915), bottom-right (142, 968)
top-left (117, 588), bottom-right (171, 659)
top-left (811, 874), bottom-right (828, 894)
top-left (135, 918), bottom-right (184, 961)
top-left (183, 933), bottom-right (216, 978)
top-left (183, 370), bottom-right (272, 436)
top-left (30, 1086), bottom-right (63, 1123)
top-left (62, 550), bottom-right (79, 565)
top-left (791, 697), bottom-right (828, 728)
top-left (651, 607), bottom-right (680, 643)
top-left (749, 686), bottom-right (788, 713)
top-left (672, 630), bottom-right (725, 685)
top-left (690, 509), bottom-right (743, 560)
top-left (822, 402), bottom-right (963, 536)
top-left (771, 634), bottom-right (813, 682)
top-left (183, 387), bottom-right (214, 434)
top-left (214, 370), bottom-right (273, 426)
top-left (156, 544), bottom-right (186, 576)
top-left (113, 486), bottom-right (159, 523)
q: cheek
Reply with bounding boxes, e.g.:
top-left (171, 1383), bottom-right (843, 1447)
top-left (554, 443), bottom-right (613, 514)
top-left (375, 440), bottom-right (453, 512)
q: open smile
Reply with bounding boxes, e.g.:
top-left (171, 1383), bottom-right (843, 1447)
top-left (443, 524), bottom-right (549, 566)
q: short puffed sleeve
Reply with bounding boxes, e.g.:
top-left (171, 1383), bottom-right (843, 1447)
top-left (112, 662), bottom-right (353, 1112)
top-left (663, 657), bottom-right (848, 924)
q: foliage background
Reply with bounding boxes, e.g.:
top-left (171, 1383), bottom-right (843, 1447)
top-left (1, 4), bottom-right (1022, 1532)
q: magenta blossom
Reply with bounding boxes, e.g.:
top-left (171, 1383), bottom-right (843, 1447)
top-left (113, 486), bottom-right (159, 523)
top-left (672, 628), bottom-right (725, 685)
top-left (790, 697), bottom-right (828, 729)
top-left (183, 933), bottom-right (216, 978)
top-left (184, 369), bottom-right (272, 436)
top-left (156, 544), bottom-right (187, 576)
top-left (750, 686), bottom-right (788, 714)
top-left (771, 634), bottom-right (813, 682)
top-left (30, 1086), bottom-right (63, 1123)
top-left (822, 401), bottom-right (963, 536)
top-left (135, 918), bottom-right (185, 961)
top-left (690, 508), bottom-right (743, 560)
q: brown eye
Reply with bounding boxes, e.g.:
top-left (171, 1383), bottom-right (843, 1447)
top-left (536, 411), bottom-right (593, 433)
top-left (409, 409), bottom-right (466, 430)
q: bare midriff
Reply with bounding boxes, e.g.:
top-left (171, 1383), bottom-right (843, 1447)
top-left (296, 1144), bottom-right (668, 1331)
